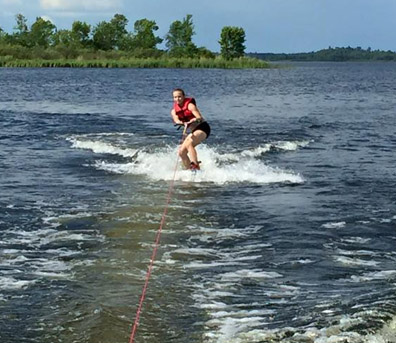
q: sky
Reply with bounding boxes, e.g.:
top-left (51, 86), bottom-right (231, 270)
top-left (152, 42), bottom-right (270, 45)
top-left (1, 0), bottom-right (396, 53)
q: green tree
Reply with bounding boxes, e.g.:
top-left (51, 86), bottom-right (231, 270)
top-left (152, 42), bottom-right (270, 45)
top-left (53, 29), bottom-right (81, 58)
top-left (53, 29), bottom-right (73, 46)
top-left (92, 14), bottom-right (128, 50)
top-left (219, 26), bottom-right (246, 59)
top-left (14, 13), bottom-right (28, 34)
top-left (165, 14), bottom-right (197, 57)
top-left (110, 13), bottom-right (128, 47)
top-left (30, 17), bottom-right (56, 48)
top-left (10, 13), bottom-right (29, 46)
top-left (92, 20), bottom-right (113, 50)
top-left (117, 32), bottom-right (135, 51)
top-left (132, 19), bottom-right (162, 49)
top-left (196, 46), bottom-right (215, 59)
top-left (71, 21), bottom-right (91, 47)
top-left (0, 27), bottom-right (6, 45)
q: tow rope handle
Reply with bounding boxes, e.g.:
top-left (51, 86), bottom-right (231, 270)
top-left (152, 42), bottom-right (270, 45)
top-left (174, 124), bottom-right (188, 142)
top-left (174, 123), bottom-right (185, 130)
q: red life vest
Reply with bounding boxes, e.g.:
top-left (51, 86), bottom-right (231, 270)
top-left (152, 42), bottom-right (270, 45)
top-left (173, 98), bottom-right (196, 122)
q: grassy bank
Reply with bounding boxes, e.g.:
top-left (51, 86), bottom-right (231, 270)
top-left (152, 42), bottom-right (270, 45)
top-left (0, 56), bottom-right (272, 68)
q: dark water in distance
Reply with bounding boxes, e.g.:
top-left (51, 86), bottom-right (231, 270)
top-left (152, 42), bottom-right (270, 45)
top-left (1, 62), bottom-right (396, 343)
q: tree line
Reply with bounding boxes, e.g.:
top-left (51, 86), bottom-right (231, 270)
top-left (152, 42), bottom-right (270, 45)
top-left (249, 46), bottom-right (396, 62)
top-left (0, 13), bottom-right (247, 61)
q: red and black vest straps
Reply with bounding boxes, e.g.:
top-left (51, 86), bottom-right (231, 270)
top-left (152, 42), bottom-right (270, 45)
top-left (173, 97), bottom-right (196, 122)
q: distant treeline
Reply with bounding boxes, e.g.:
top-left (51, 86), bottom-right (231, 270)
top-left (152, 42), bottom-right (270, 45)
top-left (0, 13), bottom-right (271, 68)
top-left (249, 47), bottom-right (396, 62)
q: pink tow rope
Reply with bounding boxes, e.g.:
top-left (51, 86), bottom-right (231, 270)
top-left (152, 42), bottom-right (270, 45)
top-left (129, 127), bottom-right (187, 343)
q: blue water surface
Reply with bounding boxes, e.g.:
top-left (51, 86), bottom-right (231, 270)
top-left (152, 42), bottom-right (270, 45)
top-left (1, 63), bottom-right (396, 343)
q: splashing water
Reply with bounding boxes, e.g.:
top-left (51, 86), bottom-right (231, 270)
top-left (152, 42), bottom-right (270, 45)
top-left (69, 134), bottom-right (305, 185)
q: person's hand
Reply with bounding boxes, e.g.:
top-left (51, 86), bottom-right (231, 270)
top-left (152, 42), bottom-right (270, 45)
top-left (174, 122), bottom-right (184, 130)
top-left (186, 118), bottom-right (196, 126)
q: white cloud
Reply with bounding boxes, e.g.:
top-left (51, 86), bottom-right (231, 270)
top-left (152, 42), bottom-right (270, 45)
top-left (40, 15), bottom-right (54, 23)
top-left (40, 0), bottom-right (123, 12)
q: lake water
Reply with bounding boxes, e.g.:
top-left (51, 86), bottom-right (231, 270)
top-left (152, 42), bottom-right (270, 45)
top-left (1, 62), bottom-right (396, 343)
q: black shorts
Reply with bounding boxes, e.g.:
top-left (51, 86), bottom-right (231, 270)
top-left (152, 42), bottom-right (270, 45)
top-left (192, 121), bottom-right (211, 138)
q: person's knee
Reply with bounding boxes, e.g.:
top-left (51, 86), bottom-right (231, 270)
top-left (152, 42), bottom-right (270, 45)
top-left (179, 146), bottom-right (188, 157)
top-left (185, 136), bottom-right (194, 146)
top-left (190, 133), bottom-right (205, 146)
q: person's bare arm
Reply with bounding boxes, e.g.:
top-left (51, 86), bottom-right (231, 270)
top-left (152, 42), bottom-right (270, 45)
top-left (171, 108), bottom-right (183, 125)
top-left (186, 103), bottom-right (203, 124)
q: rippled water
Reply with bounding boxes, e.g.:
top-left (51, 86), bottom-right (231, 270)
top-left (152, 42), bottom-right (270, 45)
top-left (1, 63), bottom-right (396, 343)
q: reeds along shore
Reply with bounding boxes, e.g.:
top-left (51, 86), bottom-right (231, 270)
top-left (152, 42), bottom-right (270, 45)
top-left (0, 56), bottom-right (272, 68)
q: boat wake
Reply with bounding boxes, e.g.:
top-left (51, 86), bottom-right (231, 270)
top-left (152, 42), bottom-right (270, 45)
top-left (67, 133), bottom-right (306, 185)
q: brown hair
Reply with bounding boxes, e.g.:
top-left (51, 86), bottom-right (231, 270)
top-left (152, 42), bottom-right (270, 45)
top-left (172, 88), bottom-right (185, 96)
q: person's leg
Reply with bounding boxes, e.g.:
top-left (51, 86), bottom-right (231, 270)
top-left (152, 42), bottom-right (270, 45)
top-left (187, 130), bottom-right (207, 164)
top-left (178, 130), bottom-right (207, 168)
top-left (178, 135), bottom-right (192, 168)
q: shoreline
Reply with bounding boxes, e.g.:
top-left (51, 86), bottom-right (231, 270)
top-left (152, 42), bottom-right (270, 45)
top-left (0, 56), bottom-right (273, 69)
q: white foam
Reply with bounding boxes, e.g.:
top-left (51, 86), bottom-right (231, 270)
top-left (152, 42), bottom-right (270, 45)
top-left (1, 249), bottom-right (27, 254)
top-left (204, 139), bottom-right (308, 163)
top-left (336, 248), bottom-right (377, 257)
top-left (274, 140), bottom-right (310, 151)
top-left (380, 218), bottom-right (392, 223)
top-left (240, 145), bottom-right (272, 157)
top-left (289, 258), bottom-right (314, 265)
top-left (211, 309), bottom-right (276, 319)
top-left (200, 301), bottom-right (229, 310)
top-left (87, 143), bottom-right (303, 185)
top-left (76, 132), bottom-right (135, 137)
top-left (182, 222), bottom-right (281, 340)
top-left (357, 220), bottom-right (371, 224)
top-left (335, 256), bottom-right (379, 267)
top-left (215, 227), bottom-right (259, 239)
top-left (43, 211), bottom-right (93, 222)
top-left (68, 137), bottom-right (138, 158)
top-left (162, 243), bottom-right (265, 268)
top-left (340, 237), bottom-right (371, 244)
top-left (201, 311), bottom-right (396, 343)
top-left (165, 247), bottom-right (224, 258)
top-left (1, 224), bottom-right (104, 285)
top-left (237, 140), bottom-right (310, 158)
top-left (0, 276), bottom-right (35, 290)
top-left (93, 160), bottom-right (138, 174)
top-left (186, 261), bottom-right (245, 269)
top-left (321, 221), bottom-right (346, 229)
top-left (220, 269), bottom-right (282, 282)
top-left (350, 270), bottom-right (396, 282)
top-left (33, 271), bottom-right (71, 279)
top-left (5, 227), bottom-right (103, 248)
top-left (232, 254), bottom-right (263, 262)
top-left (0, 255), bottom-right (29, 266)
top-left (203, 288), bottom-right (242, 298)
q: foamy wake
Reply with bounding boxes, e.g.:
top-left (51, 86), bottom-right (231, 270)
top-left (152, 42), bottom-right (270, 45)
top-left (68, 135), bottom-right (306, 185)
top-left (67, 135), bottom-right (138, 158)
top-left (0, 212), bottom-right (103, 293)
top-left (200, 316), bottom-right (396, 343)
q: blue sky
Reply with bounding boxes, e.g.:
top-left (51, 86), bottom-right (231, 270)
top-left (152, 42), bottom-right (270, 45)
top-left (1, 0), bottom-right (395, 53)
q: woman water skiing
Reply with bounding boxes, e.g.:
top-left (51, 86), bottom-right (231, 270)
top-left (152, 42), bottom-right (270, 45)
top-left (171, 88), bottom-right (211, 171)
